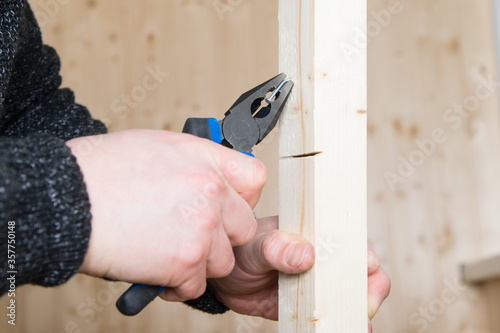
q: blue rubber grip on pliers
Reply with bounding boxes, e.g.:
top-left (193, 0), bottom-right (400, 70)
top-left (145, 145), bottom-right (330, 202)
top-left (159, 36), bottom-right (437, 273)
top-left (182, 118), bottom-right (254, 156)
top-left (116, 118), bottom-right (251, 316)
top-left (183, 118), bottom-right (222, 143)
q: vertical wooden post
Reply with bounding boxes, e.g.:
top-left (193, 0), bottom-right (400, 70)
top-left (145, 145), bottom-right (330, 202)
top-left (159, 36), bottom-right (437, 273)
top-left (278, 1), bottom-right (367, 332)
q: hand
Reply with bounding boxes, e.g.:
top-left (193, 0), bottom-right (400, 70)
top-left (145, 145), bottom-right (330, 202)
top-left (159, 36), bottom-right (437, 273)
top-left (207, 216), bottom-right (391, 331)
top-left (367, 247), bottom-right (391, 333)
top-left (68, 129), bottom-right (267, 301)
top-left (207, 216), bottom-right (315, 320)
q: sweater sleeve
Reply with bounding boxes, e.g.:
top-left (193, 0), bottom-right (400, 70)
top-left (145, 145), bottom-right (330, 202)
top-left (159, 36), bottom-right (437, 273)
top-left (0, 134), bottom-right (92, 293)
top-left (0, 1), bottom-right (103, 294)
top-left (0, 1), bottom-right (107, 140)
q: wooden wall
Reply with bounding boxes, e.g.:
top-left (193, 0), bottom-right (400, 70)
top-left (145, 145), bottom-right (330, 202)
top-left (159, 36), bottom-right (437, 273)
top-left (3, 0), bottom-right (500, 332)
top-left (368, 0), bottom-right (500, 332)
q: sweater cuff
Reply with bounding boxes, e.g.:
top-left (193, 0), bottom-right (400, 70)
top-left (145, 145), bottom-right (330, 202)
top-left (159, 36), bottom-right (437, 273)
top-left (184, 285), bottom-right (229, 314)
top-left (0, 134), bottom-right (91, 289)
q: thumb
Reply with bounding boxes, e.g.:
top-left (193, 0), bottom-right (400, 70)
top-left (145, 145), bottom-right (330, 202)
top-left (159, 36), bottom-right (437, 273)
top-left (242, 230), bottom-right (315, 275)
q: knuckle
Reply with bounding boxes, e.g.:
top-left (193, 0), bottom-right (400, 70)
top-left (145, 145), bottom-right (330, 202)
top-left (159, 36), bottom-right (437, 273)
top-left (197, 213), bottom-right (220, 234)
top-left (231, 215), bottom-right (258, 246)
top-left (203, 170), bottom-right (227, 198)
top-left (180, 242), bottom-right (207, 269)
top-left (221, 258), bottom-right (236, 277)
top-left (213, 255), bottom-right (236, 278)
top-left (180, 279), bottom-right (207, 300)
top-left (261, 230), bottom-right (282, 258)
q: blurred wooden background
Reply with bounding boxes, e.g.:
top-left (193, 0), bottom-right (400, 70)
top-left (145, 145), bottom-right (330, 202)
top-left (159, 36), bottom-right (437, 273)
top-left (3, 0), bottom-right (500, 332)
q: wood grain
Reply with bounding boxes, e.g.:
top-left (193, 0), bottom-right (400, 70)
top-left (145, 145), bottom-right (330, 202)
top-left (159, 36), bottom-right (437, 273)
top-left (278, 1), bottom-right (367, 332)
top-left (368, 0), bottom-right (500, 332)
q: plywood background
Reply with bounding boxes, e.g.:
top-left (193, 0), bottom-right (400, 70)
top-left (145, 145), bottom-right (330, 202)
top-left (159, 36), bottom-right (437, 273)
top-left (2, 0), bottom-right (500, 332)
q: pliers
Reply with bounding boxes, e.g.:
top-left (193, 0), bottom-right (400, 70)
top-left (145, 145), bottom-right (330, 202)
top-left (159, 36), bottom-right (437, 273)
top-left (115, 73), bottom-right (294, 316)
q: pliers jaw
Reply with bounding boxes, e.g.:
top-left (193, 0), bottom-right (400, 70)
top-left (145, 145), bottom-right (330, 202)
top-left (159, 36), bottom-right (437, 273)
top-left (220, 73), bottom-right (294, 154)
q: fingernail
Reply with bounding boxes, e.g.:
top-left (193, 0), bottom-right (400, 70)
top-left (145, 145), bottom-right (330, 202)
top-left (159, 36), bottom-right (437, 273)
top-left (285, 242), bottom-right (308, 268)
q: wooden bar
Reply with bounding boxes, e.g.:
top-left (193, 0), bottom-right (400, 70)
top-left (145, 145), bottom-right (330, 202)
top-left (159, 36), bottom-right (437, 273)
top-left (278, 1), bottom-right (368, 332)
top-left (463, 255), bottom-right (500, 284)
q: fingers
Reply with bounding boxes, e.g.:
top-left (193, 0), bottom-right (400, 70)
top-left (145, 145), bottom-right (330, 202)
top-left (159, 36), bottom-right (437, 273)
top-left (158, 247), bottom-right (209, 302)
top-left (160, 278), bottom-right (208, 302)
top-left (220, 189), bottom-right (258, 246)
top-left (243, 229), bottom-right (315, 275)
top-left (161, 289), bottom-right (184, 302)
top-left (205, 227), bottom-right (236, 278)
top-left (159, 227), bottom-right (237, 302)
top-left (368, 248), bottom-right (380, 275)
top-left (207, 142), bottom-right (267, 209)
top-left (367, 252), bottom-right (391, 320)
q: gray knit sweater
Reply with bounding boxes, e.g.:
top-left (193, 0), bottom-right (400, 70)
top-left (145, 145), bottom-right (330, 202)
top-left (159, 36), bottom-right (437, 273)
top-left (0, 0), bottom-right (228, 314)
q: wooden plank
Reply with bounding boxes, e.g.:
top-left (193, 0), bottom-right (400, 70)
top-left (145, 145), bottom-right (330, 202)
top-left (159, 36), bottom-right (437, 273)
top-left (463, 255), bottom-right (500, 284)
top-left (278, 1), bottom-right (367, 332)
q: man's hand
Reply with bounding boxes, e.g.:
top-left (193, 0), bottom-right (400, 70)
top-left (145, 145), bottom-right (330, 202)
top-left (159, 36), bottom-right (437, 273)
top-left (68, 129), bottom-right (267, 301)
top-left (368, 247), bottom-right (391, 333)
top-left (206, 216), bottom-right (315, 319)
top-left (205, 216), bottom-right (390, 331)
